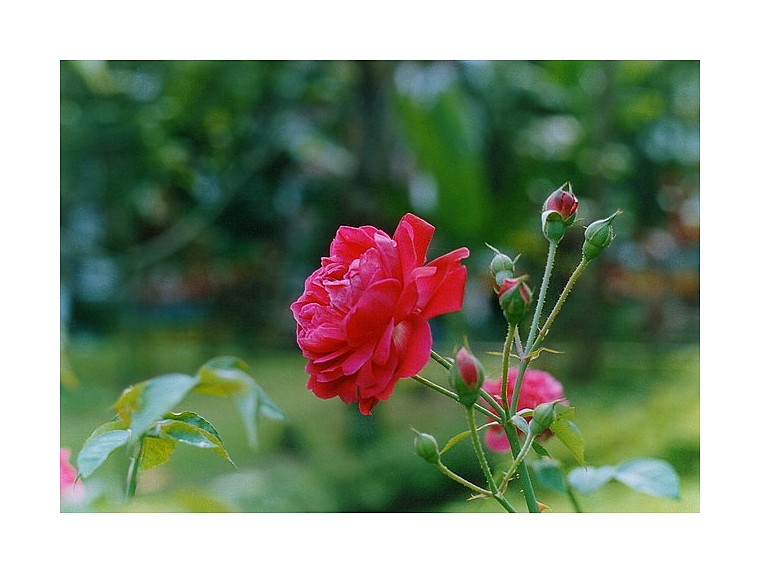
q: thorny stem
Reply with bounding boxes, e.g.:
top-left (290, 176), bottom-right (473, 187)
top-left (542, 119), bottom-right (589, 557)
top-left (499, 431), bottom-right (536, 493)
top-left (503, 423), bottom-right (540, 512)
top-left (510, 239), bottom-right (557, 416)
top-left (430, 349), bottom-right (453, 370)
top-left (466, 406), bottom-right (516, 513)
top-left (411, 374), bottom-right (493, 419)
top-left (535, 257), bottom-right (589, 348)
top-left (500, 323), bottom-right (516, 424)
top-left (435, 461), bottom-right (492, 497)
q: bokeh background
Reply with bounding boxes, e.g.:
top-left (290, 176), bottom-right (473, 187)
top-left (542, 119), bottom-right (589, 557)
top-left (60, 60), bottom-right (699, 512)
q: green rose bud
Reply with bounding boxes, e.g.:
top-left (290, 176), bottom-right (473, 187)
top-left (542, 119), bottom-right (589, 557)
top-left (490, 252), bottom-right (515, 285)
top-left (582, 210), bottom-right (622, 261)
top-left (529, 402), bottom-right (557, 435)
top-left (413, 430), bottom-right (440, 464)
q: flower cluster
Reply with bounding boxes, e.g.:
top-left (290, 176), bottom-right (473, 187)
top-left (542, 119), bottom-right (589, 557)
top-left (481, 369), bottom-right (567, 453)
top-left (291, 213), bottom-right (469, 414)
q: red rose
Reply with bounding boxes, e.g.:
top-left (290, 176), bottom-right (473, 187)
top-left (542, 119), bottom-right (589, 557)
top-left (481, 368), bottom-right (566, 452)
top-left (291, 213), bottom-right (469, 414)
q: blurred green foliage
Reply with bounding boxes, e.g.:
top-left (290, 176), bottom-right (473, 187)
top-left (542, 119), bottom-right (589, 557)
top-left (60, 60), bottom-right (698, 349)
top-left (60, 60), bottom-right (699, 512)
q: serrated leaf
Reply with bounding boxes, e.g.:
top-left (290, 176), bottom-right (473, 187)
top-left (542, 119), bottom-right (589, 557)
top-left (120, 373), bottom-right (198, 438)
top-left (551, 419), bottom-right (585, 465)
top-left (139, 436), bottom-right (176, 471)
top-left (155, 417), bottom-right (234, 465)
top-left (194, 356), bottom-right (254, 397)
top-left (553, 404), bottom-right (575, 421)
top-left (77, 429), bottom-right (131, 479)
top-left (235, 383), bottom-right (285, 447)
top-left (530, 458), bottom-right (566, 493)
top-left (567, 465), bottom-right (616, 494)
top-left (613, 458), bottom-right (680, 500)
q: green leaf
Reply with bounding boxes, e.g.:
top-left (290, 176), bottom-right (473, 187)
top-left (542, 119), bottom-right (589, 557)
top-left (439, 429), bottom-right (472, 456)
top-left (439, 422), bottom-right (497, 456)
top-left (235, 383), bottom-right (286, 447)
top-left (77, 429), bottom-right (131, 479)
top-left (510, 414), bottom-right (530, 434)
top-left (254, 384), bottom-right (286, 421)
top-left (194, 356), bottom-right (253, 397)
top-left (567, 465), bottom-right (616, 494)
top-left (553, 404), bottom-right (575, 421)
top-left (194, 356), bottom-right (285, 447)
top-left (530, 458), bottom-right (566, 493)
top-left (613, 458), bottom-right (680, 500)
top-left (154, 415), bottom-right (234, 465)
top-left (551, 419), bottom-right (585, 465)
top-left (139, 436), bottom-right (176, 471)
top-left (531, 440), bottom-right (551, 457)
top-left (117, 373), bottom-right (198, 438)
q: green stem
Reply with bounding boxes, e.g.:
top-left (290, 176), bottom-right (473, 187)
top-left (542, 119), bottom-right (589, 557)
top-left (125, 438), bottom-right (144, 501)
top-left (499, 432), bottom-right (536, 492)
top-left (411, 374), bottom-right (493, 419)
top-left (500, 323), bottom-right (516, 423)
top-left (567, 485), bottom-right (584, 513)
top-left (510, 240), bottom-right (557, 416)
top-left (502, 423), bottom-right (540, 512)
top-left (466, 406), bottom-right (516, 513)
top-left (535, 257), bottom-right (589, 347)
top-left (479, 388), bottom-right (506, 421)
top-left (435, 461), bottom-right (492, 497)
top-left (430, 349), bottom-right (452, 370)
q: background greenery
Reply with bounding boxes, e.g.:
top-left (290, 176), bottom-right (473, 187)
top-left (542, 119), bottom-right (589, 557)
top-left (60, 60), bottom-right (699, 512)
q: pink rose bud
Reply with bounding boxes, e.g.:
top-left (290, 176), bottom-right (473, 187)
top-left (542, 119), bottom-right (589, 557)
top-left (497, 275), bottom-right (532, 324)
top-left (541, 182), bottom-right (579, 243)
top-left (449, 346), bottom-right (484, 407)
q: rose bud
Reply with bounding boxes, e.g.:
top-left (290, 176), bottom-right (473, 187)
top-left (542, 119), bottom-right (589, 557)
top-left (449, 346), bottom-right (484, 407)
top-left (489, 249), bottom-right (516, 286)
top-left (497, 275), bottom-right (532, 324)
top-left (413, 430), bottom-right (440, 464)
top-left (528, 402), bottom-right (558, 435)
top-left (541, 182), bottom-right (579, 243)
top-left (582, 210), bottom-right (621, 261)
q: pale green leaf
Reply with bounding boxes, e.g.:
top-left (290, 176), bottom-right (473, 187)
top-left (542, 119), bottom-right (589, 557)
top-left (531, 458), bottom-right (566, 493)
top-left (77, 429), bottom-right (131, 479)
top-left (613, 458), bottom-right (680, 500)
top-left (567, 465), bottom-right (616, 494)
top-left (127, 373), bottom-right (198, 438)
